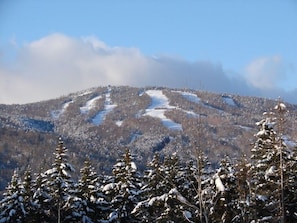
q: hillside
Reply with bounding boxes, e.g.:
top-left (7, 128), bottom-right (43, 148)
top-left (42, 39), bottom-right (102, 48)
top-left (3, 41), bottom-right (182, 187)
top-left (1, 86), bottom-right (297, 193)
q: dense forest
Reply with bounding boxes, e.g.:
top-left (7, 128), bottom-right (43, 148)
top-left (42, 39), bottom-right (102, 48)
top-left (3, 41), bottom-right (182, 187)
top-left (0, 101), bottom-right (297, 222)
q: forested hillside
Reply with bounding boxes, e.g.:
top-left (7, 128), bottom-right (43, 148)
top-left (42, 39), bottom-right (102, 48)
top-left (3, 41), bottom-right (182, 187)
top-left (0, 101), bottom-right (297, 222)
top-left (1, 86), bottom-right (297, 199)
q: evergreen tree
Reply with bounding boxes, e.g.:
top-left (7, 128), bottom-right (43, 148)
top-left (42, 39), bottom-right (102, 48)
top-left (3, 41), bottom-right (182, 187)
top-left (143, 153), bottom-right (164, 197)
top-left (21, 169), bottom-right (38, 222)
top-left (210, 156), bottom-right (239, 223)
top-left (32, 170), bottom-right (52, 222)
top-left (0, 170), bottom-right (26, 223)
top-left (250, 101), bottom-right (297, 222)
top-left (133, 153), bottom-right (197, 223)
top-left (74, 158), bottom-right (109, 222)
top-left (146, 153), bottom-right (184, 222)
top-left (250, 110), bottom-right (280, 222)
top-left (106, 149), bottom-right (142, 223)
top-left (132, 153), bottom-right (164, 222)
top-left (176, 159), bottom-right (201, 222)
top-left (44, 137), bottom-right (76, 222)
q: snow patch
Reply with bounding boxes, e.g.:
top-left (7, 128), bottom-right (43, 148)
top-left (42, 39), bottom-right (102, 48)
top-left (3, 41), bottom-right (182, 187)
top-left (130, 161), bottom-right (137, 170)
top-left (214, 174), bottom-right (225, 192)
top-left (175, 90), bottom-right (227, 114)
top-left (146, 90), bottom-right (175, 110)
top-left (108, 212), bottom-right (118, 221)
top-left (257, 194), bottom-right (267, 202)
top-left (236, 125), bottom-right (252, 130)
top-left (138, 89), bottom-right (145, 96)
top-left (44, 167), bottom-right (57, 175)
top-left (51, 100), bottom-right (73, 119)
top-left (222, 95), bottom-right (237, 106)
top-left (148, 194), bottom-right (167, 206)
top-left (80, 95), bottom-right (102, 114)
top-left (174, 90), bottom-right (201, 104)
top-left (115, 120), bottom-right (123, 127)
top-left (184, 110), bottom-right (199, 118)
top-left (274, 102), bottom-right (286, 111)
top-left (265, 166), bottom-right (276, 180)
top-left (102, 182), bottom-right (115, 192)
top-left (144, 90), bottom-right (182, 131)
top-left (92, 87), bottom-right (117, 126)
top-left (78, 90), bottom-right (92, 97)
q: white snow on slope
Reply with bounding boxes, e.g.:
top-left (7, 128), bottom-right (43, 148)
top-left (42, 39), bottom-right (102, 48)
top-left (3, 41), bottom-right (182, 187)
top-left (173, 91), bottom-right (202, 117)
top-left (80, 95), bottom-right (102, 114)
top-left (222, 95), bottom-right (237, 106)
top-left (146, 90), bottom-right (175, 110)
top-left (175, 90), bottom-right (224, 113)
top-left (92, 87), bottom-right (117, 126)
top-left (78, 90), bottom-right (92, 97)
top-left (236, 125), bottom-right (252, 130)
top-left (174, 90), bottom-right (201, 104)
top-left (144, 90), bottom-right (182, 131)
top-left (51, 100), bottom-right (73, 119)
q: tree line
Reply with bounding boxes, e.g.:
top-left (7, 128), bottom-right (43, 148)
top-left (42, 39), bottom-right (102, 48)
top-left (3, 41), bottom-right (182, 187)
top-left (0, 101), bottom-right (297, 223)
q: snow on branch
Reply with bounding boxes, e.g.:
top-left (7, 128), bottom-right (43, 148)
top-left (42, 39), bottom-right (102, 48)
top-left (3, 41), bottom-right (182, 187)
top-left (214, 174), bottom-right (225, 192)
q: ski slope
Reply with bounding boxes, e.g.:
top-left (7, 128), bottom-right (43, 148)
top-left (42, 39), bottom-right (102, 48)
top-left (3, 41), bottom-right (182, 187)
top-left (92, 87), bottom-right (117, 126)
top-left (144, 90), bottom-right (182, 131)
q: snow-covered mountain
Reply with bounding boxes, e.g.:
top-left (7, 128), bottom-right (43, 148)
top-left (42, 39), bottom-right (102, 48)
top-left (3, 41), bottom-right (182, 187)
top-left (1, 85), bottom-right (297, 192)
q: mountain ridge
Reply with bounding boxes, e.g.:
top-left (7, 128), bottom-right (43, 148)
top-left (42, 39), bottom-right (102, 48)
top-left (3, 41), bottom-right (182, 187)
top-left (1, 85), bottom-right (297, 193)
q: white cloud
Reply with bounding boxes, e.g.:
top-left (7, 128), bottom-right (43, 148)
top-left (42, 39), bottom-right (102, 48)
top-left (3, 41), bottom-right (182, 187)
top-left (0, 33), bottom-right (296, 104)
top-left (244, 55), bottom-right (286, 90)
top-left (0, 34), bottom-right (150, 104)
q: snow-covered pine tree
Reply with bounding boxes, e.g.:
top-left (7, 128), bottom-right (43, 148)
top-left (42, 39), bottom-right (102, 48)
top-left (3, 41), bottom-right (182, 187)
top-left (100, 174), bottom-right (116, 222)
top-left (144, 153), bottom-right (185, 222)
top-left (74, 158), bottom-right (109, 222)
top-left (132, 153), bottom-right (164, 222)
top-left (44, 137), bottom-right (76, 222)
top-left (249, 101), bottom-right (297, 223)
top-left (21, 168), bottom-right (38, 222)
top-left (0, 170), bottom-right (26, 223)
top-left (275, 101), bottom-right (286, 223)
top-left (106, 149), bottom-right (142, 223)
top-left (77, 158), bottom-right (98, 222)
top-left (210, 156), bottom-right (239, 223)
top-left (250, 109), bottom-right (280, 222)
top-left (32, 170), bottom-right (53, 222)
top-left (176, 159), bottom-right (201, 222)
top-left (133, 153), bottom-right (198, 222)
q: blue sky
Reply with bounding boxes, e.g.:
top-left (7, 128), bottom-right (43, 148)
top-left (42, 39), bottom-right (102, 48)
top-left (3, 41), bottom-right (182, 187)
top-left (0, 0), bottom-right (296, 104)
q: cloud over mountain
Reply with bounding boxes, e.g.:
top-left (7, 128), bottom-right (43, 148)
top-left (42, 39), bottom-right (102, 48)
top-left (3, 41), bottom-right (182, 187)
top-left (0, 33), bottom-right (296, 104)
top-left (245, 55), bottom-right (286, 90)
